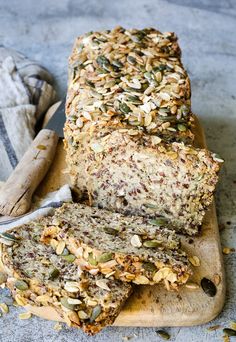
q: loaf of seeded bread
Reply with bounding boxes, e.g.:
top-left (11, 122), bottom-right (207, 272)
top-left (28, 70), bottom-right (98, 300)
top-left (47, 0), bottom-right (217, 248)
top-left (0, 225), bottom-right (132, 335)
top-left (40, 203), bottom-right (192, 288)
top-left (66, 26), bottom-right (193, 143)
top-left (65, 27), bottom-right (223, 235)
top-left (66, 127), bottom-right (222, 235)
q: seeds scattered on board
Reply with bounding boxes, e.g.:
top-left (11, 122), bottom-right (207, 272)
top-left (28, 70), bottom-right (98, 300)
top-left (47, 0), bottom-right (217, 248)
top-left (188, 256), bottom-right (200, 267)
top-left (18, 312), bottom-right (32, 320)
top-left (223, 247), bottom-right (235, 255)
top-left (0, 303), bottom-right (9, 314)
top-left (207, 325), bottom-right (221, 331)
top-left (156, 329), bottom-right (171, 340)
top-left (185, 282), bottom-right (199, 290)
top-left (212, 273), bottom-right (221, 286)
top-left (223, 328), bottom-right (236, 336)
top-left (201, 277), bottom-right (217, 297)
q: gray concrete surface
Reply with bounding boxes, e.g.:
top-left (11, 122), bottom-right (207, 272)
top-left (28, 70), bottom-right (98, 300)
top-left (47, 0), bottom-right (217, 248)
top-left (0, 0), bottom-right (236, 341)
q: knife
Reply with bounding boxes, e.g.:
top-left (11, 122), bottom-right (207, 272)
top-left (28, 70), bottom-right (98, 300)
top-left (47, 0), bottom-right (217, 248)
top-left (0, 99), bottom-right (66, 217)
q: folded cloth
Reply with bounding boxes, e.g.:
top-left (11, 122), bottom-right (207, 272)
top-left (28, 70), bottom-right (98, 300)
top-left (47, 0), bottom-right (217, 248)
top-left (0, 184), bottom-right (72, 233)
top-left (0, 46), bottom-right (56, 181)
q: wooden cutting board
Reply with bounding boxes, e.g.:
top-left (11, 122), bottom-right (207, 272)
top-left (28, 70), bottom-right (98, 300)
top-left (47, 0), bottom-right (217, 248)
top-left (36, 107), bottom-right (225, 327)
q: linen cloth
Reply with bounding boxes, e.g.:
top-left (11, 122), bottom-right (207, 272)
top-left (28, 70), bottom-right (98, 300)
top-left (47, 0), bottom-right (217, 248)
top-left (0, 184), bottom-right (72, 233)
top-left (0, 46), bottom-right (56, 181)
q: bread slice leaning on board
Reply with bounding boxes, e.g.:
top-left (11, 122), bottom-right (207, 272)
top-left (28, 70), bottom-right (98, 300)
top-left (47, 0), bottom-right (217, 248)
top-left (65, 27), bottom-right (223, 235)
top-left (40, 202), bottom-right (192, 288)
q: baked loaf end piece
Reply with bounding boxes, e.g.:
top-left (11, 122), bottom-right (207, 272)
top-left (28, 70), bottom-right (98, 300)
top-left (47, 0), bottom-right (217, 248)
top-left (66, 129), bottom-right (223, 235)
top-left (40, 203), bottom-right (192, 289)
top-left (0, 225), bottom-right (132, 335)
top-left (65, 26), bottom-right (194, 144)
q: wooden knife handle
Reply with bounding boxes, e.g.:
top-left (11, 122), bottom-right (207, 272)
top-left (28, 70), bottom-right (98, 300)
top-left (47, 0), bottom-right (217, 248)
top-left (0, 129), bottom-right (58, 217)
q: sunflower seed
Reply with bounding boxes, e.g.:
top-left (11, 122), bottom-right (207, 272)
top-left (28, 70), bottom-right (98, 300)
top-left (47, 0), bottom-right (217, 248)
top-left (189, 256), bottom-right (200, 267)
top-left (95, 279), bottom-right (110, 291)
top-left (56, 241), bottom-right (66, 255)
top-left (78, 310), bottom-right (89, 319)
top-left (0, 303), bottom-right (9, 314)
top-left (18, 312), bottom-right (32, 320)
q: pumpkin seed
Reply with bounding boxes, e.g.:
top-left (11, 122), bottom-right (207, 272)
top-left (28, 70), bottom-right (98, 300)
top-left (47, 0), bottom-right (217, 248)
top-left (90, 305), bottom-right (102, 322)
top-left (88, 252), bottom-right (98, 266)
top-left (143, 240), bottom-right (162, 248)
top-left (0, 272), bottom-right (7, 285)
top-left (142, 262), bottom-right (157, 273)
top-left (177, 123), bottom-right (187, 132)
top-left (48, 268), bottom-right (60, 281)
top-left (223, 328), bottom-right (236, 336)
top-left (127, 56), bottom-right (136, 65)
top-left (119, 102), bottom-right (130, 114)
top-left (0, 232), bottom-right (19, 242)
top-left (144, 72), bottom-right (155, 83)
top-left (103, 227), bottom-right (119, 235)
top-left (112, 60), bottom-right (123, 68)
top-left (156, 329), bottom-right (170, 340)
top-left (144, 203), bottom-right (158, 209)
top-left (126, 95), bottom-right (142, 105)
top-left (15, 280), bottom-right (29, 291)
top-left (149, 218), bottom-right (168, 226)
top-left (62, 254), bottom-right (76, 263)
top-left (97, 252), bottom-right (113, 263)
top-left (96, 55), bottom-right (110, 68)
top-left (60, 297), bottom-right (76, 310)
top-left (201, 277), bottom-right (217, 297)
top-left (180, 104), bottom-right (190, 116)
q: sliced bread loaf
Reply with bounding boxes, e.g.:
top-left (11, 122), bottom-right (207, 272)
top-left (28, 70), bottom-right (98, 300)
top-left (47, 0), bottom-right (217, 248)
top-left (0, 224), bottom-right (132, 335)
top-left (65, 128), bottom-right (222, 235)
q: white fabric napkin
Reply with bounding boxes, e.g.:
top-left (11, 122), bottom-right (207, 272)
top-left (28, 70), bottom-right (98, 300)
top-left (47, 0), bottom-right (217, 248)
top-left (0, 184), bottom-right (72, 234)
top-left (0, 46), bottom-right (56, 181)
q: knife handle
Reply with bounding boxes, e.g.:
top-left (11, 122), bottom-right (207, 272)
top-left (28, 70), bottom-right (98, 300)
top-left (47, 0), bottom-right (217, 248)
top-left (0, 129), bottom-right (58, 217)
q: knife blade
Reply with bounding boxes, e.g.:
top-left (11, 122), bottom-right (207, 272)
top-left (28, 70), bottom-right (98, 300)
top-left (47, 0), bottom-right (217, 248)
top-left (0, 99), bottom-right (66, 217)
top-left (45, 99), bottom-right (66, 137)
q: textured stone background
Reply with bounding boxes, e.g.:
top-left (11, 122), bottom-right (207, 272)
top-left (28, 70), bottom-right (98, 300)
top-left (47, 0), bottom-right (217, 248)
top-left (0, 0), bottom-right (236, 341)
